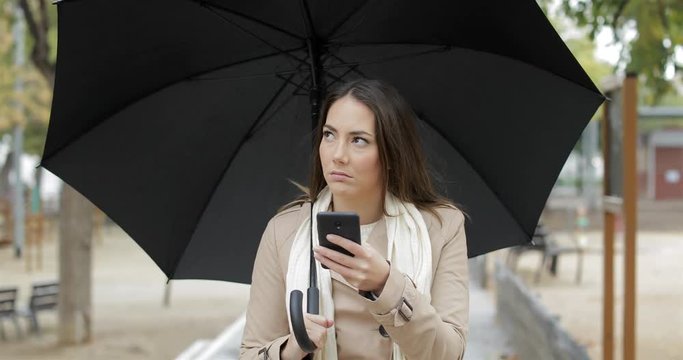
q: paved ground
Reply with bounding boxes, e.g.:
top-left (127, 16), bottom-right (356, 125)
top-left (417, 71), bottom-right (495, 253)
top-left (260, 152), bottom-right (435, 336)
top-left (1, 219), bottom-right (516, 360)
top-left (0, 223), bottom-right (250, 360)
top-left (1, 196), bottom-right (680, 359)
top-left (498, 197), bottom-right (683, 360)
top-left (464, 284), bottom-right (515, 360)
top-left (503, 230), bottom-right (683, 360)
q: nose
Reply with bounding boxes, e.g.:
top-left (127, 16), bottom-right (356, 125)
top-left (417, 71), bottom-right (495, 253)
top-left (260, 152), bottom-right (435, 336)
top-left (332, 141), bottom-right (348, 164)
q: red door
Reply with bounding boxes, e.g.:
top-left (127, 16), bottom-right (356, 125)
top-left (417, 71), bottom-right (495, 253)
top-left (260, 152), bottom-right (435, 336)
top-left (655, 147), bottom-right (683, 200)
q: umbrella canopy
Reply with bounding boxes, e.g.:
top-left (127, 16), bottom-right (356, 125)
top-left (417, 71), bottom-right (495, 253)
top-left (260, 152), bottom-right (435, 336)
top-left (42, 0), bottom-right (604, 283)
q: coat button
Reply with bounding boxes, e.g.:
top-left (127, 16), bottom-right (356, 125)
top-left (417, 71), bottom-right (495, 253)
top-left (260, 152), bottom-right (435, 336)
top-left (378, 325), bottom-right (389, 338)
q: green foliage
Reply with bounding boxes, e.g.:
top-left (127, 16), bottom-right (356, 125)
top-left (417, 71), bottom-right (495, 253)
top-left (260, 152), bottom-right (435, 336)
top-left (539, 2), bottom-right (614, 122)
top-left (541, 0), bottom-right (683, 104)
top-left (565, 36), bottom-right (614, 89)
top-left (0, 0), bottom-right (53, 156)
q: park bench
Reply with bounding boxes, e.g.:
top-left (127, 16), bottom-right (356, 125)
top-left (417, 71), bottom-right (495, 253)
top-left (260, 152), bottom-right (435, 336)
top-left (17, 281), bottom-right (59, 335)
top-left (0, 287), bottom-right (22, 340)
top-left (506, 223), bottom-right (584, 284)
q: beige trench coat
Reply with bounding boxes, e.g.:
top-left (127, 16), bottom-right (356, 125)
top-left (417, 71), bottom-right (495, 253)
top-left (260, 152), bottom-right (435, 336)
top-left (240, 201), bottom-right (469, 360)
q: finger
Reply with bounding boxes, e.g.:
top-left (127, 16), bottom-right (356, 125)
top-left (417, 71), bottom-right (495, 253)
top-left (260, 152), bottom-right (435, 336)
top-left (314, 246), bottom-right (356, 268)
top-left (303, 323), bottom-right (326, 348)
top-left (312, 329), bottom-right (328, 348)
top-left (326, 234), bottom-right (366, 257)
top-left (314, 252), bottom-right (354, 280)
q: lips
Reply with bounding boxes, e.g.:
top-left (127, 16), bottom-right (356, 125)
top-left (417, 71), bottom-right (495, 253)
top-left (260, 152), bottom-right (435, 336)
top-left (331, 171), bottom-right (351, 178)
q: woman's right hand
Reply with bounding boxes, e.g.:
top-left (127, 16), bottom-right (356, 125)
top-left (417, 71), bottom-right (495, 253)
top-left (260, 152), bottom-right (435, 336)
top-left (281, 314), bottom-right (334, 359)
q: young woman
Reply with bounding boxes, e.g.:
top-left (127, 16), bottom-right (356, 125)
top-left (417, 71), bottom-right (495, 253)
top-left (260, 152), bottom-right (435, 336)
top-left (240, 79), bottom-right (469, 360)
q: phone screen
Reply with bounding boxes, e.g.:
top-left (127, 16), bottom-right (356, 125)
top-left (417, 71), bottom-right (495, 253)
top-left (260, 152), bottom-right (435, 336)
top-left (316, 212), bottom-right (361, 269)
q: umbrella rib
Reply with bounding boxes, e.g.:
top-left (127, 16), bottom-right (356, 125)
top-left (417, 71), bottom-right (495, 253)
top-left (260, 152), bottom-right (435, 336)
top-left (276, 73), bottom-right (311, 94)
top-left (189, 0), bottom-right (303, 41)
top-left (191, 48), bottom-right (353, 84)
top-left (318, 66), bottom-right (349, 85)
top-left (418, 115), bottom-right (533, 240)
top-left (249, 82), bottom-right (300, 138)
top-left (201, 3), bottom-right (308, 70)
top-left (265, 52), bottom-right (347, 96)
top-left (175, 52), bottom-right (343, 278)
top-left (326, 0), bottom-right (376, 41)
top-left (324, 45), bottom-right (452, 71)
top-left (172, 78), bottom-right (302, 278)
top-left (322, 64), bottom-right (362, 90)
top-left (332, 42), bottom-right (605, 98)
top-left (324, 52), bottom-right (368, 78)
top-left (286, 51), bottom-right (337, 95)
top-left (274, 54), bottom-right (332, 95)
top-left (249, 62), bottom-right (310, 137)
top-left (191, 68), bottom-right (302, 82)
top-left (39, 49), bottom-right (303, 166)
top-left (251, 79), bottom-right (296, 135)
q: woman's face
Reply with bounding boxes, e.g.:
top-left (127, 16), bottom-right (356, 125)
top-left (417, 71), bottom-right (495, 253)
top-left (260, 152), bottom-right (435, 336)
top-left (319, 94), bottom-right (383, 201)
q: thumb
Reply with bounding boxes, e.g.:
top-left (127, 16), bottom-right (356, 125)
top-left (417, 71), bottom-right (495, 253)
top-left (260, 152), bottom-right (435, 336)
top-left (306, 314), bottom-right (334, 328)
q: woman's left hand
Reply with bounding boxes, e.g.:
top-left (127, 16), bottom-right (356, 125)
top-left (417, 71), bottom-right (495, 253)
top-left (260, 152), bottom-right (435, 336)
top-left (313, 234), bottom-right (390, 294)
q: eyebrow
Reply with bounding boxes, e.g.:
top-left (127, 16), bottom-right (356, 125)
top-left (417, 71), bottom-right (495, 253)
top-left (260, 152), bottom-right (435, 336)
top-left (323, 124), bottom-right (374, 137)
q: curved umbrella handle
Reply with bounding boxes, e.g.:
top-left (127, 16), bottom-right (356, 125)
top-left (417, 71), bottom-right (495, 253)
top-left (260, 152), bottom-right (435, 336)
top-left (289, 288), bottom-right (319, 353)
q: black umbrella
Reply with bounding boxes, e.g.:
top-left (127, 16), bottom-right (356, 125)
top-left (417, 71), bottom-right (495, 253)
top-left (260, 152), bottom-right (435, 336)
top-left (42, 0), bottom-right (603, 287)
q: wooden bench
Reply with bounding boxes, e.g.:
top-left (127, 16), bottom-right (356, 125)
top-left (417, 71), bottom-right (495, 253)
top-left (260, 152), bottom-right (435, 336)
top-left (0, 287), bottom-right (22, 340)
top-left (506, 224), bottom-right (584, 284)
top-left (17, 281), bottom-right (59, 335)
top-left (505, 224), bottom-right (548, 272)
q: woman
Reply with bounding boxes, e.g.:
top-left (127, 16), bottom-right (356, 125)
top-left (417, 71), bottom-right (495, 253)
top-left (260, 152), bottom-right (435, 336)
top-left (240, 79), bottom-right (469, 360)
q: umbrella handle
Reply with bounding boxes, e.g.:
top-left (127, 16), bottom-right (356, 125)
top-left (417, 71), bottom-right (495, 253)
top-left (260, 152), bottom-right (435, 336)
top-left (289, 288), bottom-right (319, 353)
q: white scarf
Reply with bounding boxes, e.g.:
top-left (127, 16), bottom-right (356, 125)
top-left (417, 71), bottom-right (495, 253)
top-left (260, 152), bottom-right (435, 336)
top-left (286, 186), bottom-right (433, 360)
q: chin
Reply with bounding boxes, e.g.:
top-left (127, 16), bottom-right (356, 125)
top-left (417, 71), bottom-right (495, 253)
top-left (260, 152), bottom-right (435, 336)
top-left (328, 182), bottom-right (356, 196)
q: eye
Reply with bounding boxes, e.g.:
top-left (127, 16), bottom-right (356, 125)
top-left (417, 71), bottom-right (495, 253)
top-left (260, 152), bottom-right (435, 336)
top-left (322, 130), bottom-right (334, 140)
top-left (352, 137), bottom-right (368, 145)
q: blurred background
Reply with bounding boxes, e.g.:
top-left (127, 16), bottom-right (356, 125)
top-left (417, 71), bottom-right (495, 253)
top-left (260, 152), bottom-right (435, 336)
top-left (0, 0), bottom-right (681, 359)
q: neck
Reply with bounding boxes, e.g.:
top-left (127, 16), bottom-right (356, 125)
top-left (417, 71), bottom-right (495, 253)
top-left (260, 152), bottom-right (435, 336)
top-left (331, 193), bottom-right (383, 225)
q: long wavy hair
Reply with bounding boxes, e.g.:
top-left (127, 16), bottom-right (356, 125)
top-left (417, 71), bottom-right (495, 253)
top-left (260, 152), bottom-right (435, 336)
top-left (278, 78), bottom-right (465, 227)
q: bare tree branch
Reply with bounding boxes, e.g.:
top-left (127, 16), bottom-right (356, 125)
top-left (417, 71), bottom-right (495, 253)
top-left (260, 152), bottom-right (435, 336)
top-left (18, 0), bottom-right (54, 85)
top-left (656, 0), bottom-right (670, 33)
top-left (39, 0), bottom-right (49, 34)
top-left (611, 0), bottom-right (630, 43)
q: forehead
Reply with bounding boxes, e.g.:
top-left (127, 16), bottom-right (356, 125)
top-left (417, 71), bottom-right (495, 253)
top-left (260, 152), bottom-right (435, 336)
top-left (324, 95), bottom-right (375, 133)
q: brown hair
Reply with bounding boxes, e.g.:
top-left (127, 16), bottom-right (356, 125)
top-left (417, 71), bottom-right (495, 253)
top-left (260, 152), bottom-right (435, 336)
top-left (278, 78), bottom-right (466, 227)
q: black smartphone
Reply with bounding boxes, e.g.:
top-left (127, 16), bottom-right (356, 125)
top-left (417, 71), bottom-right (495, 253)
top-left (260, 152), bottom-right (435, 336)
top-left (316, 211), bottom-right (361, 269)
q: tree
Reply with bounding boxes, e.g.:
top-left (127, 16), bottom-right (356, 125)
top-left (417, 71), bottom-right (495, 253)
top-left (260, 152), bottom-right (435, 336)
top-left (565, 36), bottom-right (615, 97)
top-left (1, 0), bottom-right (94, 345)
top-left (0, 1), bottom-right (50, 155)
top-left (541, 0), bottom-right (683, 104)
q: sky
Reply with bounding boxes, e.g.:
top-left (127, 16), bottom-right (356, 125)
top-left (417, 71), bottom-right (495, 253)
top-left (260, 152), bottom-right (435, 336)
top-left (593, 24), bottom-right (681, 82)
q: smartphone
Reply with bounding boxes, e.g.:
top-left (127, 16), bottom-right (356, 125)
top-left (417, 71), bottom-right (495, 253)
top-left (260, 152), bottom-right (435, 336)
top-left (316, 211), bottom-right (361, 269)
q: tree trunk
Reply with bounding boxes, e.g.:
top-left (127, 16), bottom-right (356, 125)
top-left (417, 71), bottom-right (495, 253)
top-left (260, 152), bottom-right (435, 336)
top-left (18, 0), bottom-right (55, 84)
top-left (57, 183), bottom-right (94, 344)
top-left (0, 150), bottom-right (13, 196)
top-left (18, 0), bottom-right (93, 343)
